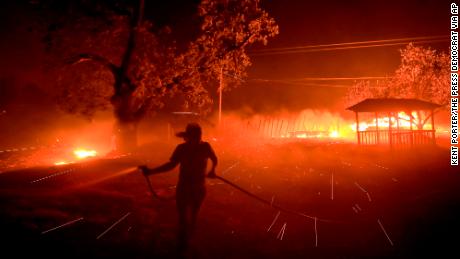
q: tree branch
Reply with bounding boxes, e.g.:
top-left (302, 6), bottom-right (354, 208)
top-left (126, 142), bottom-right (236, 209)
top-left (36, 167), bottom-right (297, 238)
top-left (67, 53), bottom-right (120, 76)
top-left (133, 97), bottom-right (151, 121)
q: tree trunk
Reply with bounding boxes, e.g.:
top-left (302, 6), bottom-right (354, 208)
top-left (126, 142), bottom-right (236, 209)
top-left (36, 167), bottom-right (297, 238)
top-left (111, 0), bottom-right (145, 153)
top-left (114, 120), bottom-right (138, 153)
top-left (112, 91), bottom-right (141, 153)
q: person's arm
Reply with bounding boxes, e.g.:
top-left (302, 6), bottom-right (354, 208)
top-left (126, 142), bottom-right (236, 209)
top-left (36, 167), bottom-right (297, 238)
top-left (140, 145), bottom-right (181, 176)
top-left (207, 143), bottom-right (218, 178)
top-left (143, 161), bottom-right (179, 176)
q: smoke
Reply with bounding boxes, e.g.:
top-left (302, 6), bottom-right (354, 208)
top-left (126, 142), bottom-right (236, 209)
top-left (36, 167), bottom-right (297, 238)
top-left (214, 109), bottom-right (356, 143)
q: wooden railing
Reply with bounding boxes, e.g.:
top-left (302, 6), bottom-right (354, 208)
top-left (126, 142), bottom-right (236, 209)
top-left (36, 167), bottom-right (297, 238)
top-left (357, 130), bottom-right (435, 146)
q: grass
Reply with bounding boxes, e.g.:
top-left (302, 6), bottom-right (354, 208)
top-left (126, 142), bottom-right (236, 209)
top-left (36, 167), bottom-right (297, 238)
top-left (0, 141), bottom-right (458, 258)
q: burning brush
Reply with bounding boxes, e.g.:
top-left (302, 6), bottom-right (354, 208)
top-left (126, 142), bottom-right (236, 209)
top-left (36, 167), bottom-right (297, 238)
top-left (54, 148), bottom-right (98, 166)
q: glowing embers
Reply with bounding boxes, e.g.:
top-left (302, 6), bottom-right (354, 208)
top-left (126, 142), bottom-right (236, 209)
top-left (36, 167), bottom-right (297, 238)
top-left (73, 149), bottom-right (97, 159)
top-left (281, 130), bottom-right (341, 139)
top-left (54, 161), bottom-right (69, 166)
top-left (54, 148), bottom-right (97, 166)
top-left (283, 131), bottom-right (328, 139)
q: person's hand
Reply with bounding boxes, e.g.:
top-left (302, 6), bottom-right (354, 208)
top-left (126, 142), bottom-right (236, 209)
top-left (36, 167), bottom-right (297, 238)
top-left (138, 165), bottom-right (149, 176)
top-left (207, 169), bottom-right (216, 178)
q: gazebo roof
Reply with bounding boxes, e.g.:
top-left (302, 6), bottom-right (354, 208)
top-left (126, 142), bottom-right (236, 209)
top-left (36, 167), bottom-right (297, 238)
top-left (346, 98), bottom-right (442, 113)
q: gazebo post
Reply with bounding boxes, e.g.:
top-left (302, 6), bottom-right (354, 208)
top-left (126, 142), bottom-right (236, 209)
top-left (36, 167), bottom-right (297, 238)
top-left (355, 112), bottom-right (360, 145)
top-left (396, 112), bottom-right (400, 145)
top-left (347, 98), bottom-right (441, 148)
top-left (388, 112), bottom-right (392, 148)
top-left (409, 111), bottom-right (414, 146)
top-left (431, 109), bottom-right (436, 144)
top-left (375, 112), bottom-right (379, 144)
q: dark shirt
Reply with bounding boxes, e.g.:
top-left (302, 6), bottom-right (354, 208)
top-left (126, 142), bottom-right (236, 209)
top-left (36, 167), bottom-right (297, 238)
top-left (170, 141), bottom-right (217, 187)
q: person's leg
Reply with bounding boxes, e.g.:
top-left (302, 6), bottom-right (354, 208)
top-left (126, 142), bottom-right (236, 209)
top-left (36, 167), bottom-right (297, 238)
top-left (190, 188), bottom-right (206, 235)
top-left (176, 192), bottom-right (189, 251)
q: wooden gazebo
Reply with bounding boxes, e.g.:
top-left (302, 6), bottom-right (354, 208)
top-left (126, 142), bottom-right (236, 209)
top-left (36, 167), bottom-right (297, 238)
top-left (347, 98), bottom-right (442, 147)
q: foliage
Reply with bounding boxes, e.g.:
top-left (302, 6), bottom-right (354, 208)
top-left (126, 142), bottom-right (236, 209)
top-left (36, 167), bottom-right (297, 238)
top-left (345, 44), bottom-right (450, 108)
top-left (41, 0), bottom-right (278, 119)
top-left (162, 0), bottom-right (279, 113)
top-left (345, 44), bottom-right (449, 129)
top-left (391, 43), bottom-right (450, 106)
top-left (344, 80), bottom-right (390, 108)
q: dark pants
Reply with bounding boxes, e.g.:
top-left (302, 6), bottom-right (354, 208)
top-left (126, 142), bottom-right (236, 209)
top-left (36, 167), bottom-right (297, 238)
top-left (176, 184), bottom-right (206, 250)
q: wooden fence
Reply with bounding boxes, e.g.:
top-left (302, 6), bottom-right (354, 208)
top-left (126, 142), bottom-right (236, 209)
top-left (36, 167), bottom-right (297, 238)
top-left (357, 130), bottom-right (435, 146)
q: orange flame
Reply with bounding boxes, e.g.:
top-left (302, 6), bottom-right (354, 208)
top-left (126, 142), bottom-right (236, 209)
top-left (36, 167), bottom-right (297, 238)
top-left (54, 161), bottom-right (69, 166)
top-left (350, 112), bottom-right (431, 132)
top-left (329, 130), bottom-right (340, 138)
top-left (73, 149), bottom-right (97, 159)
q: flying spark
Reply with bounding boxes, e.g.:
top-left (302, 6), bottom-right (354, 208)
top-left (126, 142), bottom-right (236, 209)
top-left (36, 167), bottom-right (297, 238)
top-left (97, 212), bottom-right (131, 240)
top-left (41, 217), bottom-right (84, 234)
top-left (267, 211), bottom-right (281, 232)
top-left (377, 219), bottom-right (394, 246)
top-left (331, 173), bottom-right (334, 200)
top-left (354, 182), bottom-right (367, 193)
top-left (30, 168), bottom-right (76, 184)
top-left (314, 217), bottom-right (318, 247)
top-left (277, 222), bottom-right (287, 240)
top-left (366, 193), bottom-right (372, 202)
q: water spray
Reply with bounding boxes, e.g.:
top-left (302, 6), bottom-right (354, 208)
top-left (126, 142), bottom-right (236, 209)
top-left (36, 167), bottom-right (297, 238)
top-left (139, 165), bottom-right (175, 201)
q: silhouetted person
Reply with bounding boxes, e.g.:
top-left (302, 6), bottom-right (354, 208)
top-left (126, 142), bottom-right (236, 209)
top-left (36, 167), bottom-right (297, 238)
top-left (139, 123), bottom-right (218, 252)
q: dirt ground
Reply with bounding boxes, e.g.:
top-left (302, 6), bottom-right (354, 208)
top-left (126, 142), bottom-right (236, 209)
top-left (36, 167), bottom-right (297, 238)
top-left (0, 140), bottom-right (459, 258)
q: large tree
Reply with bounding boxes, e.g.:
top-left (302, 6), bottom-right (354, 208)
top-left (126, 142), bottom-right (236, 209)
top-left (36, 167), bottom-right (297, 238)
top-left (37, 0), bottom-right (278, 151)
top-left (391, 43), bottom-right (450, 106)
top-left (345, 43), bottom-right (449, 128)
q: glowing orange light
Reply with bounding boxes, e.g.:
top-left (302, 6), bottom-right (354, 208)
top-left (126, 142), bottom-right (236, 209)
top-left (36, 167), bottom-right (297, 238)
top-left (349, 111), bottom-right (429, 132)
top-left (73, 149), bottom-right (97, 159)
top-left (54, 161), bottom-right (68, 166)
top-left (329, 130), bottom-right (339, 138)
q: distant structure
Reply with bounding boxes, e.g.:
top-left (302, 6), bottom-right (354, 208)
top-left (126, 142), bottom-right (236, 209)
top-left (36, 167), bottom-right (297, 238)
top-left (347, 98), bottom-right (442, 148)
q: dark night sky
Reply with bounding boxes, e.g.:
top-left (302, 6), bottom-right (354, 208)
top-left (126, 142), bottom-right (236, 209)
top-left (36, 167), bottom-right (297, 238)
top-left (251, 0), bottom-right (449, 77)
top-left (0, 0), bottom-right (453, 115)
top-left (225, 0), bottom-right (451, 113)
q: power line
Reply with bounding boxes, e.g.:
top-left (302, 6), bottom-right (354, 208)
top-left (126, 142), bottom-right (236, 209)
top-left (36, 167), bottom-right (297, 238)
top-left (289, 76), bottom-right (393, 81)
top-left (251, 39), bottom-right (448, 56)
top-left (251, 35), bottom-right (446, 53)
top-left (250, 79), bottom-right (351, 88)
top-left (250, 38), bottom-right (448, 56)
top-left (222, 74), bottom-right (393, 87)
top-left (248, 77), bottom-right (393, 88)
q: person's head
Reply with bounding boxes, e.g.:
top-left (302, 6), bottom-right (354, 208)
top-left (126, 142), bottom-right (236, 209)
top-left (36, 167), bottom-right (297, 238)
top-left (176, 123), bottom-right (202, 143)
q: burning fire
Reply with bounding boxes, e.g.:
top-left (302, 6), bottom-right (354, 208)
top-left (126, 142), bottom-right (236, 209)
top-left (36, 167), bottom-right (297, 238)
top-left (329, 130), bottom-right (339, 138)
top-left (350, 111), bottom-right (430, 132)
top-left (74, 149), bottom-right (97, 159)
top-left (54, 148), bottom-right (97, 166)
top-left (54, 161), bottom-right (69, 166)
top-left (246, 110), bottom-right (350, 140)
top-left (227, 109), bottom-right (442, 143)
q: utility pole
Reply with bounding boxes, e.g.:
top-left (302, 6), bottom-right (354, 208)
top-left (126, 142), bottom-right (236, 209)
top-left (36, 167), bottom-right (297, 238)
top-left (219, 66), bottom-right (223, 125)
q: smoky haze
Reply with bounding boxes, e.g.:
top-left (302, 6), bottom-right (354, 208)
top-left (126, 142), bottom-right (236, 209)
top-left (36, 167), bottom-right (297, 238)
top-left (0, 0), bottom-right (452, 155)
